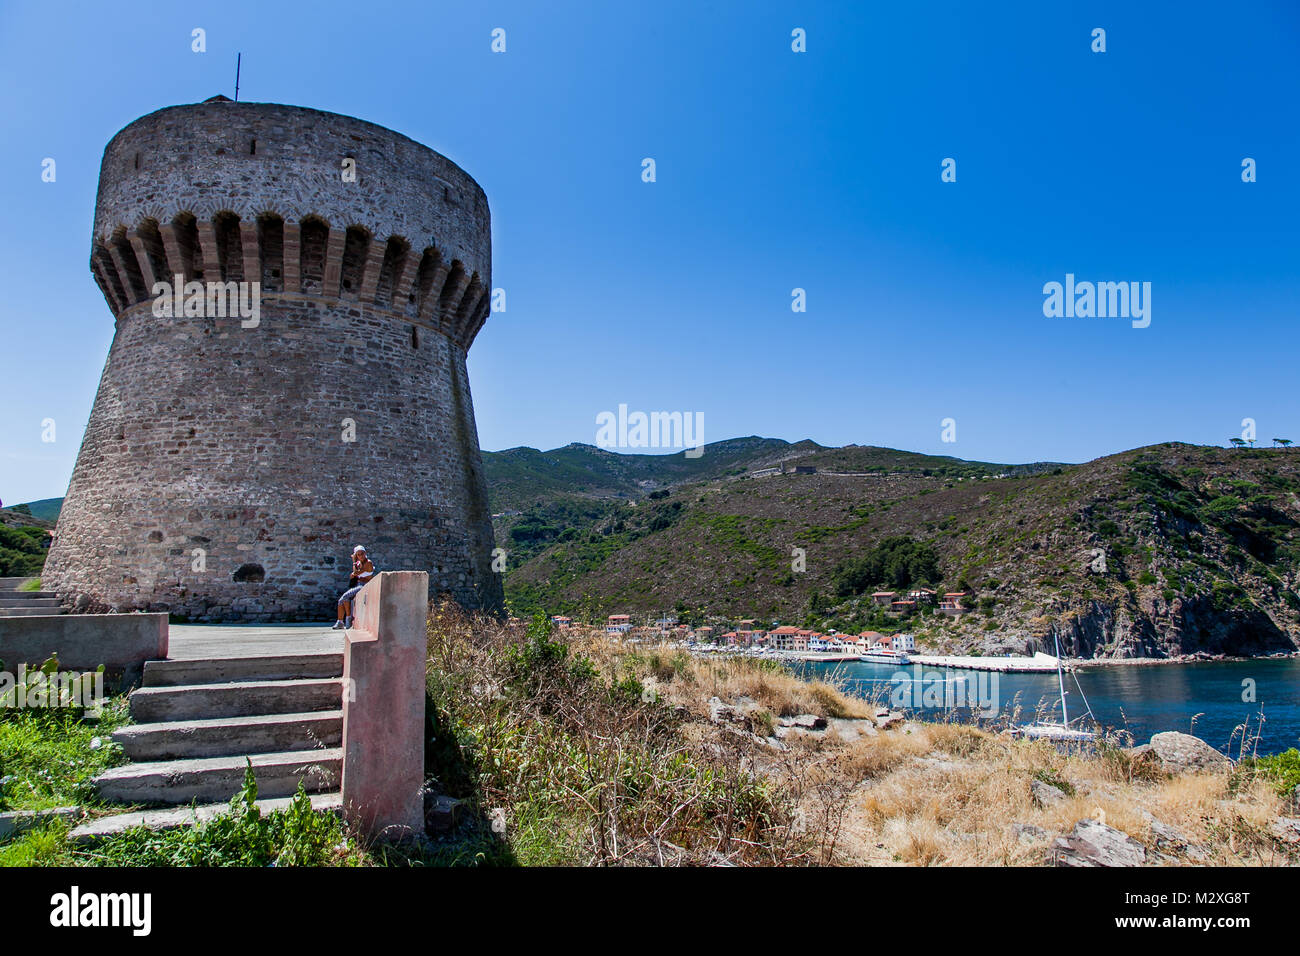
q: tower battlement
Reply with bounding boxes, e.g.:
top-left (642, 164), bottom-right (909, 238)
top-left (89, 100), bottom-right (491, 350)
top-left (45, 99), bottom-right (502, 621)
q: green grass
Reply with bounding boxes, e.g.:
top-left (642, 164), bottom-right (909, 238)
top-left (0, 820), bottom-right (77, 866)
top-left (0, 697), bottom-right (131, 812)
top-left (80, 766), bottom-right (362, 867)
top-left (1244, 747), bottom-right (1300, 799)
top-left (16, 577), bottom-right (41, 592)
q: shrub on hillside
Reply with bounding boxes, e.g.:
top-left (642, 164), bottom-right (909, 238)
top-left (830, 535), bottom-right (939, 597)
top-left (0, 524), bottom-right (47, 577)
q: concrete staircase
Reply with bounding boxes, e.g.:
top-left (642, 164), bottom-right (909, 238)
top-left (0, 576), bottom-right (64, 617)
top-left (75, 641), bottom-right (345, 840)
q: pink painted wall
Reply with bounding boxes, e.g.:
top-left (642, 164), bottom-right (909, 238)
top-left (341, 571), bottom-right (429, 838)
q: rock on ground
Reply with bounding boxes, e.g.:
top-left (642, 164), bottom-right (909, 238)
top-left (1147, 731), bottom-right (1232, 774)
top-left (1031, 779), bottom-right (1068, 807)
top-left (1052, 819), bottom-right (1147, 867)
top-left (1271, 817), bottom-right (1300, 845)
top-left (1011, 823), bottom-right (1051, 844)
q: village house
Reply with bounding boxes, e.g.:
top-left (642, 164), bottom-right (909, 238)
top-left (550, 615), bottom-right (573, 629)
top-left (767, 625), bottom-right (806, 651)
top-left (889, 599), bottom-right (916, 616)
top-left (863, 632), bottom-right (914, 652)
top-left (871, 591), bottom-right (897, 606)
top-left (908, 587), bottom-right (936, 603)
top-left (939, 592), bottom-right (971, 616)
top-left (606, 613), bottom-right (632, 634)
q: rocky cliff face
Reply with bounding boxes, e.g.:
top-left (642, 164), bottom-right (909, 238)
top-left (1009, 596), bottom-right (1296, 660)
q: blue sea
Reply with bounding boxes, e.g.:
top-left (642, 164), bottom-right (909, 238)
top-left (794, 657), bottom-right (1300, 757)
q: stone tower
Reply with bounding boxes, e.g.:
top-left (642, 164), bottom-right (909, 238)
top-left (44, 98), bottom-right (502, 621)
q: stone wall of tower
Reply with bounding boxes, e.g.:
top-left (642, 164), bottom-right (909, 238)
top-left (42, 100), bottom-right (502, 621)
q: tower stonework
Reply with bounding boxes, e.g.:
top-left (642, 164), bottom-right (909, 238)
top-left (43, 99), bottom-right (503, 621)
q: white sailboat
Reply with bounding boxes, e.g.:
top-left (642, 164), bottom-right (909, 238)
top-left (1015, 633), bottom-right (1096, 742)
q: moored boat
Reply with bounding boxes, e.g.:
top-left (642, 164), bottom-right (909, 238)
top-left (860, 650), bottom-right (911, 665)
top-left (1014, 633), bottom-right (1096, 742)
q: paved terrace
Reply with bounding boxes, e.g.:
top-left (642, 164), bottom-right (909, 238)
top-left (167, 623), bottom-right (343, 660)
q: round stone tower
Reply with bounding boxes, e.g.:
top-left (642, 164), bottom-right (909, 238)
top-left (44, 97), bottom-right (502, 621)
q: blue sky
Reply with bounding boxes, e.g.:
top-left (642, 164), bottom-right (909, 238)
top-left (2, 0), bottom-right (1298, 505)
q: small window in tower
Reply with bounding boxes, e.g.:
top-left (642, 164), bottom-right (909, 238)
top-left (133, 153), bottom-right (140, 170)
top-left (250, 139), bottom-right (257, 155)
top-left (411, 326), bottom-right (419, 349)
top-left (232, 563), bottom-right (265, 583)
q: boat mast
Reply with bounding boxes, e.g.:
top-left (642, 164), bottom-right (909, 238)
top-left (1054, 631), bottom-right (1070, 726)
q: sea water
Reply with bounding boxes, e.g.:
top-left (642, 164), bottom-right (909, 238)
top-left (795, 656), bottom-right (1300, 756)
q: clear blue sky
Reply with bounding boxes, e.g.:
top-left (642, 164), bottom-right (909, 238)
top-left (2, 0), bottom-right (1297, 505)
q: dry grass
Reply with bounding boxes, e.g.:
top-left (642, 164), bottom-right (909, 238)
top-left (424, 611), bottom-right (820, 865)
top-left (430, 620), bottom-right (1297, 867)
top-left (574, 633), bottom-right (876, 720)
top-left (831, 723), bottom-right (1294, 866)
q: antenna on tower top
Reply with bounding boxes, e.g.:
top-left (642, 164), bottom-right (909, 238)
top-left (235, 52), bottom-right (242, 102)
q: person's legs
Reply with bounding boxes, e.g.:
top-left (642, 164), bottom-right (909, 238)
top-left (334, 585), bottom-right (362, 629)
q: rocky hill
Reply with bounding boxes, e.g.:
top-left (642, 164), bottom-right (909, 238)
top-left (495, 441), bottom-right (1300, 660)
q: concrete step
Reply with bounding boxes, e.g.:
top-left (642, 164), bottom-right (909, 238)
top-left (113, 710), bottom-right (343, 760)
top-left (143, 652), bottom-right (343, 687)
top-left (0, 597), bottom-right (60, 607)
top-left (0, 607), bottom-right (66, 617)
top-left (0, 577), bottom-right (33, 590)
top-left (69, 791), bottom-right (343, 844)
top-left (129, 679), bottom-right (342, 722)
top-left (93, 748), bottom-right (342, 805)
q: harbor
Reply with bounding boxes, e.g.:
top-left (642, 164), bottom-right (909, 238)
top-left (907, 651), bottom-right (1065, 673)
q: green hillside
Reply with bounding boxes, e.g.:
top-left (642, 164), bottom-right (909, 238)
top-left (499, 442), bottom-right (1300, 660)
top-left (5, 498), bottom-right (63, 523)
top-left (24, 437), bottom-right (1300, 660)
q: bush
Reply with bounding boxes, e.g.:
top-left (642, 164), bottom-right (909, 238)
top-left (0, 525), bottom-right (48, 577)
top-left (830, 536), bottom-right (939, 596)
top-left (1245, 748), bottom-right (1300, 799)
top-left (423, 602), bottom-right (806, 865)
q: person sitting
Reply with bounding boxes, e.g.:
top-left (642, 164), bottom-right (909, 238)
top-left (332, 545), bottom-right (377, 629)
